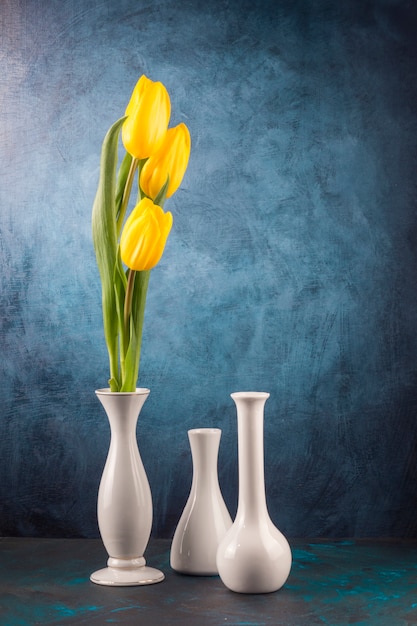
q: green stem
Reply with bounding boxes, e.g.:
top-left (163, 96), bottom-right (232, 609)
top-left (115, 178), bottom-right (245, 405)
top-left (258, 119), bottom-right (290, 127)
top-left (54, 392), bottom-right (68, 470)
top-left (123, 269), bottom-right (136, 354)
top-left (117, 157), bottom-right (138, 237)
top-left (109, 346), bottom-right (120, 391)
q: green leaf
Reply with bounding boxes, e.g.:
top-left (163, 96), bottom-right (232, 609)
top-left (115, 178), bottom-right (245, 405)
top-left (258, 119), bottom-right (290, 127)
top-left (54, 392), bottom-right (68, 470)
top-left (113, 249), bottom-right (128, 383)
top-left (154, 175), bottom-right (169, 208)
top-left (116, 150), bottom-right (133, 221)
top-left (92, 116), bottom-right (125, 390)
top-left (137, 158), bottom-right (149, 203)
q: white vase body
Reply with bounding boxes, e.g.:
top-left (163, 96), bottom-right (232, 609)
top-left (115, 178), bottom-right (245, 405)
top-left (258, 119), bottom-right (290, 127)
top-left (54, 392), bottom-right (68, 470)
top-left (90, 388), bottom-right (164, 586)
top-left (216, 392), bottom-right (292, 593)
top-left (170, 428), bottom-right (232, 575)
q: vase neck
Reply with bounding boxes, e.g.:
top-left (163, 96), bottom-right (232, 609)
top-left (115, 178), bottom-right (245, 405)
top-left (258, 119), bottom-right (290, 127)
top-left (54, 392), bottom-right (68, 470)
top-left (233, 393), bottom-right (270, 520)
top-left (189, 428), bottom-right (221, 489)
top-left (96, 389), bottom-right (150, 438)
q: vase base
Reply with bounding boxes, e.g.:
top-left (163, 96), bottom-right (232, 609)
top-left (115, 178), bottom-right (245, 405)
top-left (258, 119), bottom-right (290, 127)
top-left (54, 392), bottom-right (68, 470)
top-left (90, 565), bottom-right (165, 586)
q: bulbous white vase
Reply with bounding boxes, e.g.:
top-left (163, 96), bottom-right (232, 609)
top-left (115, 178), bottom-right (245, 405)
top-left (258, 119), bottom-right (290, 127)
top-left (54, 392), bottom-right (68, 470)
top-left (170, 428), bottom-right (232, 575)
top-left (216, 392), bottom-right (292, 594)
top-left (90, 388), bottom-right (164, 586)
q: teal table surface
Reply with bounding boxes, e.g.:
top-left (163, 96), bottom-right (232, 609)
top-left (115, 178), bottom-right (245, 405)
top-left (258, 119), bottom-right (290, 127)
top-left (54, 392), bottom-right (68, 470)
top-left (0, 538), bottom-right (416, 625)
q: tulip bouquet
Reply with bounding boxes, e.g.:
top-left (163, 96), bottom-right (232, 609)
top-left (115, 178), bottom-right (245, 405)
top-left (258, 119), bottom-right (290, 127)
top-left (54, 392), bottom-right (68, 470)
top-left (92, 75), bottom-right (191, 392)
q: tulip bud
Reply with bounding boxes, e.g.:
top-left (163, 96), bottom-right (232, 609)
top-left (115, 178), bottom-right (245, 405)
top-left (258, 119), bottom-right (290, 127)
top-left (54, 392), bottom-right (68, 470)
top-left (120, 198), bottom-right (173, 271)
top-left (140, 123), bottom-right (191, 200)
top-left (122, 75), bottom-right (171, 160)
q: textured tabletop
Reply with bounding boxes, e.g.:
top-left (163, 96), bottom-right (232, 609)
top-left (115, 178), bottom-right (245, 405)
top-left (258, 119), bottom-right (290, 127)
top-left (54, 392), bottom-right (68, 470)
top-left (1, 538), bottom-right (417, 625)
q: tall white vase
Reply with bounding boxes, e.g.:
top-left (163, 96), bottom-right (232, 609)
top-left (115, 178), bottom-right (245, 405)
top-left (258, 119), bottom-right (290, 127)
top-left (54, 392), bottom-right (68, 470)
top-left (170, 428), bottom-right (232, 575)
top-left (216, 392), bottom-right (292, 594)
top-left (90, 388), bottom-right (164, 586)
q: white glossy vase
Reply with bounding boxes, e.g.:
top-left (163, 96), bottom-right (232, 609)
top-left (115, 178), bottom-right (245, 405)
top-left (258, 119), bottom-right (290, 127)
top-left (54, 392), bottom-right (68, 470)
top-left (170, 428), bottom-right (232, 575)
top-left (216, 392), bottom-right (292, 594)
top-left (90, 388), bottom-right (164, 586)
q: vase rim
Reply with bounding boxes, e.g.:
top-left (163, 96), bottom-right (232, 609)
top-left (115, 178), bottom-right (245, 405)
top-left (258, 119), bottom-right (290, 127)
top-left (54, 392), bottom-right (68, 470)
top-left (188, 427), bottom-right (221, 435)
top-left (95, 388), bottom-right (150, 396)
top-left (231, 391), bottom-right (270, 399)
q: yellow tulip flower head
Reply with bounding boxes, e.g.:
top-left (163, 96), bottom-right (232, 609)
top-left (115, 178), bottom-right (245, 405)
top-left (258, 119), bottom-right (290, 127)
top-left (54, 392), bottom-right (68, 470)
top-left (140, 122), bottom-right (191, 200)
top-left (122, 75), bottom-right (171, 160)
top-left (120, 198), bottom-right (173, 271)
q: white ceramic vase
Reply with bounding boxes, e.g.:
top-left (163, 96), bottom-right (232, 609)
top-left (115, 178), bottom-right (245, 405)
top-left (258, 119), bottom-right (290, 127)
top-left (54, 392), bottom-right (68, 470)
top-left (216, 392), bottom-right (292, 594)
top-left (90, 388), bottom-right (164, 586)
top-left (170, 428), bottom-right (232, 575)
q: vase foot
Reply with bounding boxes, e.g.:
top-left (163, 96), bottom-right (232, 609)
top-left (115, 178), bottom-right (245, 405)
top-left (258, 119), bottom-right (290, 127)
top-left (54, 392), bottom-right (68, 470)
top-left (90, 562), bottom-right (165, 586)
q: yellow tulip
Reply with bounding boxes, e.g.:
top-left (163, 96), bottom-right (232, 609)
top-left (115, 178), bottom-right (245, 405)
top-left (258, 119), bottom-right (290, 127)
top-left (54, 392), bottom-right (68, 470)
top-left (122, 75), bottom-right (171, 159)
top-left (120, 198), bottom-right (173, 271)
top-left (140, 123), bottom-right (191, 199)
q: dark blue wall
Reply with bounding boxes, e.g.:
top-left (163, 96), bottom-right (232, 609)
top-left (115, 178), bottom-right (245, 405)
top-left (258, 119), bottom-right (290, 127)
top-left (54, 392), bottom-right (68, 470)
top-left (1, 0), bottom-right (417, 539)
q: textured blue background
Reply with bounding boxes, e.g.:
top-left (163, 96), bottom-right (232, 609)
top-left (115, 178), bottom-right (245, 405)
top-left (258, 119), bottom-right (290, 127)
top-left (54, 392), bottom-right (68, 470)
top-left (1, 0), bottom-right (417, 539)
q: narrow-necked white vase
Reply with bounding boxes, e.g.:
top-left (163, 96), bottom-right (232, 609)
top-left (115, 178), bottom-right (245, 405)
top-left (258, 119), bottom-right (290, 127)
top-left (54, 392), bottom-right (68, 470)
top-left (170, 428), bottom-right (232, 575)
top-left (90, 388), bottom-right (164, 586)
top-left (216, 392), bottom-right (292, 593)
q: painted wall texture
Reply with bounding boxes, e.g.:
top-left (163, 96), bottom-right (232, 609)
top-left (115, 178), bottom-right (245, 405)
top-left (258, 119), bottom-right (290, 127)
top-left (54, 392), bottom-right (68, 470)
top-left (1, 0), bottom-right (417, 539)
